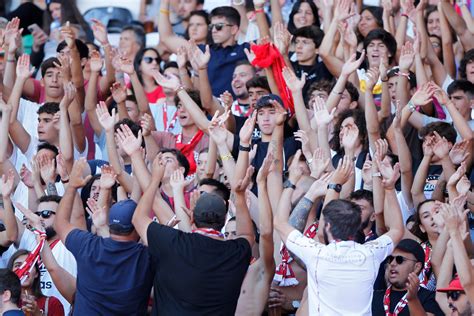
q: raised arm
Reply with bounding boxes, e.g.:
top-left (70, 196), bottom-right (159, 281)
top-left (0, 170), bottom-right (18, 248)
top-left (364, 67), bottom-right (382, 149)
top-left (274, 150), bottom-right (304, 243)
top-left (91, 19), bottom-right (115, 96)
top-left (54, 159), bottom-right (92, 244)
top-left (411, 138), bottom-right (433, 207)
top-left (439, 0), bottom-right (474, 51)
top-left (169, 170), bottom-right (193, 232)
top-left (437, 3), bottom-right (456, 79)
top-left (84, 51), bottom-right (104, 137)
top-left (58, 82), bottom-right (76, 166)
top-left (375, 155), bottom-right (404, 245)
top-left (256, 151), bottom-right (276, 274)
top-left (158, 0), bottom-right (190, 53)
top-left (131, 154), bottom-right (164, 246)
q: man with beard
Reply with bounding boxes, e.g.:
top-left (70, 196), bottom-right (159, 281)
top-left (33, 195), bottom-right (77, 315)
top-left (230, 61), bottom-right (256, 118)
top-left (350, 190), bottom-right (377, 242)
top-left (372, 239), bottom-right (444, 315)
top-left (437, 276), bottom-right (474, 316)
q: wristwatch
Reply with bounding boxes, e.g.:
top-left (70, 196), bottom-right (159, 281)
top-left (327, 183), bottom-right (342, 193)
top-left (283, 180), bottom-right (296, 190)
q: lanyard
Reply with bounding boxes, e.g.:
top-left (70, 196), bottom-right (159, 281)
top-left (383, 286), bottom-right (408, 316)
top-left (420, 241), bottom-right (432, 286)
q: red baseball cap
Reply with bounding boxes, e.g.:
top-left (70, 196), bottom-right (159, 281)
top-left (437, 276), bottom-right (465, 293)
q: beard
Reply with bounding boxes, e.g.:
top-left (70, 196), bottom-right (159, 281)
top-left (361, 216), bottom-right (372, 230)
top-left (45, 226), bottom-right (57, 240)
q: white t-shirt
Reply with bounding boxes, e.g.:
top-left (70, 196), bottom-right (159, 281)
top-left (39, 238), bottom-right (77, 315)
top-left (286, 232), bottom-right (394, 316)
top-left (149, 102), bottom-right (182, 135)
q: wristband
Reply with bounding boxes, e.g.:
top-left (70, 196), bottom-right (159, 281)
top-left (175, 86), bottom-right (186, 93)
top-left (372, 172), bottom-right (381, 177)
top-left (407, 100), bottom-right (416, 113)
top-left (6, 59), bottom-right (16, 63)
top-left (331, 90), bottom-right (343, 95)
top-left (381, 77), bottom-right (389, 82)
top-left (160, 9), bottom-right (170, 15)
top-left (239, 144), bottom-right (251, 152)
top-left (283, 180), bottom-right (296, 190)
top-left (255, 8), bottom-right (264, 13)
top-left (220, 153), bottom-right (233, 161)
top-left (401, 13), bottom-right (409, 18)
top-left (61, 178), bottom-right (70, 183)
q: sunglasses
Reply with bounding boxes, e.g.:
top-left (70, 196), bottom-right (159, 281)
top-left (387, 255), bottom-right (418, 265)
top-left (447, 291), bottom-right (464, 301)
top-left (208, 23), bottom-right (234, 31)
top-left (35, 210), bottom-right (56, 219)
top-left (143, 56), bottom-right (160, 64)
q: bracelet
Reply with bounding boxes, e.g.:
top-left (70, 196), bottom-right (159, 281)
top-left (372, 172), bottom-right (381, 177)
top-left (220, 153), bottom-right (233, 161)
top-left (407, 100), bottom-right (416, 113)
top-left (6, 59), bottom-right (15, 63)
top-left (381, 77), bottom-right (389, 82)
top-left (401, 13), bottom-right (409, 18)
top-left (175, 86), bottom-right (186, 93)
top-left (239, 144), bottom-right (251, 152)
top-left (160, 8), bottom-right (170, 15)
top-left (255, 8), bottom-right (264, 13)
top-left (331, 90), bottom-right (343, 95)
top-left (61, 178), bottom-right (70, 183)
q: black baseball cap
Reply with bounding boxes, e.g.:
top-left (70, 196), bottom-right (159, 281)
top-left (395, 239), bottom-right (425, 263)
top-left (193, 192), bottom-right (227, 225)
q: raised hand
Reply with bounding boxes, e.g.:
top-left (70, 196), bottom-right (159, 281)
top-left (91, 19), bottom-right (109, 45)
top-left (176, 46), bottom-right (188, 69)
top-left (441, 202), bottom-right (468, 235)
top-left (456, 176), bottom-right (471, 195)
top-left (219, 91), bottom-right (234, 110)
top-left (60, 82), bottom-right (77, 109)
top-left (89, 50), bottom-right (103, 73)
top-left (374, 155), bottom-right (400, 189)
top-left (282, 67), bottom-right (305, 93)
top-left (86, 198), bottom-right (108, 229)
top-left (152, 153), bottom-right (166, 182)
top-left (239, 111), bottom-right (257, 145)
top-left (365, 67), bottom-right (380, 91)
top-left (274, 21), bottom-right (292, 55)
top-left (170, 169), bottom-right (186, 191)
top-left (288, 150), bottom-right (305, 184)
top-left (406, 272), bottom-right (420, 301)
top-left (16, 54), bottom-right (35, 80)
top-left (115, 56), bottom-right (135, 75)
top-left (61, 21), bottom-right (76, 48)
top-left (152, 70), bottom-right (181, 91)
top-left (410, 83), bottom-right (436, 107)
top-left (361, 154), bottom-right (373, 187)
top-left (115, 124), bottom-right (143, 156)
top-left (110, 82), bottom-right (127, 104)
top-left (374, 138), bottom-right (389, 162)
top-left (208, 112), bottom-right (229, 146)
top-left (431, 82), bottom-right (450, 105)
top-left (307, 171), bottom-right (333, 201)
top-left (432, 131), bottom-right (450, 158)
top-left (450, 140), bottom-right (470, 165)
top-left (15, 202), bottom-right (42, 232)
top-left (334, 0), bottom-right (355, 21)
top-left (244, 47), bottom-right (256, 63)
top-left (0, 169), bottom-right (15, 197)
top-left (99, 165), bottom-right (117, 189)
top-left (20, 164), bottom-right (34, 189)
top-left (313, 96), bottom-right (335, 127)
top-left (392, 101), bottom-right (402, 131)
top-left (96, 101), bottom-right (118, 132)
top-left (341, 51), bottom-right (366, 78)
top-left (38, 155), bottom-right (56, 183)
top-left (341, 125), bottom-right (359, 153)
top-left (294, 130), bottom-right (312, 161)
top-left (4, 17), bottom-right (21, 54)
top-left (331, 155), bottom-right (354, 184)
top-left (310, 148), bottom-right (331, 180)
top-left (234, 166), bottom-right (255, 193)
top-left (189, 40), bottom-right (210, 70)
top-left (447, 162), bottom-right (466, 189)
top-left (56, 153), bottom-right (69, 181)
top-left (140, 113), bottom-right (153, 137)
top-left (422, 136), bottom-right (435, 157)
top-left (399, 41), bottom-right (415, 71)
top-left (69, 158), bottom-right (92, 189)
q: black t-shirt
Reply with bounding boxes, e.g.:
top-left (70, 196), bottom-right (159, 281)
top-left (291, 60), bottom-right (333, 102)
top-left (0, 222), bottom-right (7, 256)
top-left (146, 222), bottom-right (251, 316)
top-left (231, 135), bottom-right (300, 196)
top-left (372, 287), bottom-right (444, 315)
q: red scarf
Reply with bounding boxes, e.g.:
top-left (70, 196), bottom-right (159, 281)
top-left (249, 43), bottom-right (294, 115)
top-left (274, 222), bottom-right (318, 286)
top-left (420, 241), bottom-right (432, 287)
top-left (192, 228), bottom-right (224, 239)
top-left (175, 130), bottom-right (204, 175)
top-left (383, 286), bottom-right (409, 316)
top-left (14, 228), bottom-right (47, 285)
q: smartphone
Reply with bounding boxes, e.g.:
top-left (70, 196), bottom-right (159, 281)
top-left (27, 23), bottom-right (44, 34)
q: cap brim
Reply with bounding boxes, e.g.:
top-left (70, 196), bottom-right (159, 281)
top-left (436, 286), bottom-right (465, 293)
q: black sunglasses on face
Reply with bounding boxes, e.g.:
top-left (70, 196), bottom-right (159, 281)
top-left (35, 210), bottom-right (56, 219)
top-left (143, 56), bottom-right (160, 64)
top-left (447, 291), bottom-right (464, 301)
top-left (208, 23), bottom-right (233, 31)
top-left (387, 255), bottom-right (418, 265)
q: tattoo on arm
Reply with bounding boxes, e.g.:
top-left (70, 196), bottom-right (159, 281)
top-left (46, 182), bottom-right (58, 196)
top-left (288, 197), bottom-right (314, 233)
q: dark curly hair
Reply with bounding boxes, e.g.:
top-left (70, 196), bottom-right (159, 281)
top-left (330, 109), bottom-right (368, 155)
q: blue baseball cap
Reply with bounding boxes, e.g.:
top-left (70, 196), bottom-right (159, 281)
top-left (109, 199), bottom-right (137, 233)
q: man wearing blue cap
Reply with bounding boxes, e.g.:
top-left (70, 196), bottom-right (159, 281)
top-left (54, 158), bottom-right (154, 316)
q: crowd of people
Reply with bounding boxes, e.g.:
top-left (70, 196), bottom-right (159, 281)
top-left (0, 0), bottom-right (473, 315)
